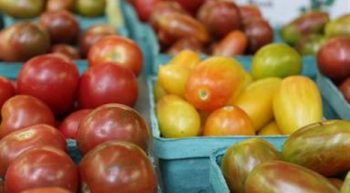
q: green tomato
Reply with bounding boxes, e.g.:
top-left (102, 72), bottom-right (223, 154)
top-left (0, 0), bottom-right (45, 18)
top-left (75, 0), bottom-right (106, 17)
top-left (252, 43), bottom-right (302, 80)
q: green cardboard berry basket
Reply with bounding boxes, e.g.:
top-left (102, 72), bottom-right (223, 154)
top-left (148, 55), bottom-right (338, 193)
top-left (316, 72), bottom-right (350, 120)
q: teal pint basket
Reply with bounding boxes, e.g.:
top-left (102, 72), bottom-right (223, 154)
top-left (316, 72), bottom-right (350, 120)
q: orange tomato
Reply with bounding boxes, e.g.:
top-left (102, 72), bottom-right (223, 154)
top-left (203, 106), bottom-right (255, 136)
top-left (185, 56), bottom-right (245, 111)
top-left (213, 31), bottom-right (248, 56)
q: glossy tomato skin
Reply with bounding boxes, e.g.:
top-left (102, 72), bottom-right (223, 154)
top-left (88, 35), bottom-right (143, 76)
top-left (46, 0), bottom-right (75, 12)
top-left (0, 0), bottom-right (45, 18)
top-left (197, 1), bottom-right (242, 38)
top-left (317, 37), bottom-right (350, 82)
top-left (150, 1), bottom-right (185, 29)
top-left (238, 5), bottom-right (262, 24)
top-left (0, 124), bottom-right (66, 176)
top-left (185, 57), bottom-right (246, 111)
top-left (0, 77), bottom-right (15, 109)
top-left (0, 95), bottom-right (55, 138)
top-left (39, 10), bottom-right (80, 44)
top-left (50, 44), bottom-right (81, 60)
top-left (244, 18), bottom-right (274, 53)
top-left (133, 0), bottom-right (162, 21)
top-left (19, 187), bottom-right (73, 193)
top-left (213, 31), bottom-right (248, 56)
top-left (0, 22), bottom-right (50, 62)
top-left (78, 63), bottom-right (138, 108)
top-left (59, 109), bottom-right (92, 139)
top-left (17, 54), bottom-right (80, 115)
top-left (77, 104), bottom-right (150, 154)
top-left (79, 24), bottom-right (117, 57)
top-left (5, 146), bottom-right (79, 193)
top-left (167, 38), bottom-right (204, 55)
top-left (79, 141), bottom-right (157, 193)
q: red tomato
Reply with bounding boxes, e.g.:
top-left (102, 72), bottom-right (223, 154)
top-left (197, 1), bottom-right (242, 38)
top-left (77, 103), bottom-right (150, 154)
top-left (213, 30), bottom-right (248, 56)
top-left (244, 18), bottom-right (274, 53)
top-left (79, 24), bottom-right (117, 57)
top-left (17, 54), bottom-right (80, 115)
top-left (340, 77), bottom-right (350, 103)
top-left (0, 124), bottom-right (66, 176)
top-left (88, 35), bottom-right (143, 76)
top-left (0, 95), bottom-right (55, 138)
top-left (150, 1), bottom-right (185, 29)
top-left (79, 141), bottom-right (157, 193)
top-left (78, 63), bottom-right (138, 108)
top-left (238, 5), bottom-right (262, 24)
top-left (0, 77), bottom-right (15, 109)
top-left (46, 0), bottom-right (75, 12)
top-left (170, 0), bottom-right (204, 15)
top-left (5, 146), bottom-right (78, 193)
top-left (50, 44), bottom-right (80, 60)
top-left (167, 38), bottom-right (204, 55)
top-left (133, 0), bottom-right (162, 21)
top-left (39, 10), bottom-right (80, 44)
top-left (19, 187), bottom-right (72, 193)
top-left (59, 109), bottom-right (92, 139)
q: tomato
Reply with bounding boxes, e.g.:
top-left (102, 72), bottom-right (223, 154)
top-left (0, 124), bottom-right (66, 176)
top-left (77, 103), bottom-right (150, 154)
top-left (150, 1), bottom-right (185, 29)
top-left (78, 63), bottom-right (138, 108)
top-left (79, 24), bottom-right (117, 57)
top-left (203, 106), bottom-right (255, 136)
top-left (170, 0), bottom-right (203, 15)
top-left (258, 122), bottom-right (282, 135)
top-left (328, 178), bottom-right (343, 190)
top-left (75, 0), bottom-right (106, 17)
top-left (88, 35), bottom-right (143, 76)
top-left (317, 37), bottom-right (350, 82)
top-left (238, 5), bottom-right (262, 24)
top-left (244, 18), bottom-right (274, 53)
top-left (59, 109), bottom-right (92, 139)
top-left (154, 80), bottom-right (167, 102)
top-left (0, 95), bottom-right (55, 138)
top-left (5, 146), bottom-right (78, 193)
top-left (213, 31), bottom-right (248, 56)
top-left (0, 76), bottom-right (15, 109)
top-left (197, 1), bottom-right (242, 38)
top-left (79, 141), bottom-right (157, 193)
top-left (0, 22), bottom-right (50, 62)
top-left (340, 77), bottom-right (350, 103)
top-left (157, 12), bottom-right (210, 44)
top-left (19, 187), bottom-right (73, 193)
top-left (158, 64), bottom-right (191, 97)
top-left (39, 10), bottom-right (80, 44)
top-left (133, 0), bottom-right (162, 21)
top-left (17, 54), bottom-right (80, 115)
top-left (168, 49), bottom-right (201, 69)
top-left (0, 0), bottom-right (45, 18)
top-left (50, 44), bottom-right (80, 60)
top-left (157, 95), bottom-right (201, 138)
top-left (166, 38), bottom-right (204, 55)
top-left (185, 56), bottom-right (246, 111)
top-left (46, 0), bottom-right (74, 12)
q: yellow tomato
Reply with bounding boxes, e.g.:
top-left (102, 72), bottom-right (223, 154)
top-left (258, 121), bottom-right (283, 135)
top-left (158, 64), bottom-right (191, 97)
top-left (154, 80), bottom-right (167, 102)
top-left (168, 49), bottom-right (201, 69)
top-left (157, 95), bottom-right (201, 138)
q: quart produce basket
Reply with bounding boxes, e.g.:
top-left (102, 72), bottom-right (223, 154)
top-left (148, 54), bottom-right (339, 193)
top-left (316, 72), bottom-right (350, 120)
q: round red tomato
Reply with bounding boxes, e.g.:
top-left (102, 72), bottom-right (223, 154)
top-left (5, 146), bottom-right (78, 193)
top-left (17, 54), bottom-right (80, 115)
top-left (0, 95), bottom-right (55, 138)
top-left (39, 10), bottom-right (80, 44)
top-left (59, 109), bottom-right (92, 139)
top-left (78, 63), bottom-right (138, 108)
top-left (19, 187), bottom-right (73, 193)
top-left (77, 103), bottom-right (150, 154)
top-left (79, 141), bottom-right (157, 193)
top-left (88, 35), bottom-right (143, 76)
top-left (133, 0), bottom-right (162, 21)
top-left (0, 124), bottom-right (66, 176)
top-left (79, 24), bottom-right (117, 57)
top-left (0, 76), bottom-right (15, 109)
